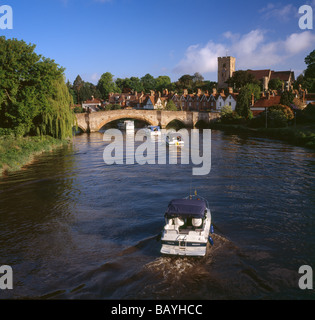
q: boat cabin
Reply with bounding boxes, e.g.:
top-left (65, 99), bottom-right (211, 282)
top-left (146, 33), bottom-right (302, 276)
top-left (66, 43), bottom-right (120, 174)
top-left (164, 199), bottom-right (207, 232)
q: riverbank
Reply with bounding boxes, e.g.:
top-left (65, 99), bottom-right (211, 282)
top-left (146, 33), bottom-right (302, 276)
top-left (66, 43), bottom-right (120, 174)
top-left (0, 135), bottom-right (71, 175)
top-left (209, 123), bottom-right (315, 150)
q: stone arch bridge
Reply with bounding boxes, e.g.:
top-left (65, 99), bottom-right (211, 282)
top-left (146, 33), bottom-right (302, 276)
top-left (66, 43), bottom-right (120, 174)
top-left (75, 110), bottom-right (220, 133)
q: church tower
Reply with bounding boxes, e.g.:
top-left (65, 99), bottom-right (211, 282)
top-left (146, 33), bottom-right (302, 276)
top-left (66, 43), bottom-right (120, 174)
top-left (218, 56), bottom-right (236, 89)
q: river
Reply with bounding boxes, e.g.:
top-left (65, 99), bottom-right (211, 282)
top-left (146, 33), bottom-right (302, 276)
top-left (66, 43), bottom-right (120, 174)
top-left (0, 130), bottom-right (314, 300)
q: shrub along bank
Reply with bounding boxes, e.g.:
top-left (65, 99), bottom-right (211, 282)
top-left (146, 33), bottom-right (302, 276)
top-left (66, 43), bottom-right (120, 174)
top-left (0, 135), bottom-right (70, 175)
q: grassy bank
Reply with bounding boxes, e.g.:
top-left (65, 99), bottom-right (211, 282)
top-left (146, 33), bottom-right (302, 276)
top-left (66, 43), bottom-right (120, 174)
top-left (0, 135), bottom-right (71, 175)
top-left (210, 123), bottom-right (315, 151)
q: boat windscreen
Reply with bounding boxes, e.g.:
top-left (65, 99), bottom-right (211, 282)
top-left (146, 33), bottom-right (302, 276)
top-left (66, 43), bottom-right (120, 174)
top-left (165, 199), bottom-right (207, 219)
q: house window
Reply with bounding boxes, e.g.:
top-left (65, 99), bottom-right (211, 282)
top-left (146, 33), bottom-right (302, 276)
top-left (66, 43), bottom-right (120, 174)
top-left (229, 102), bottom-right (232, 106)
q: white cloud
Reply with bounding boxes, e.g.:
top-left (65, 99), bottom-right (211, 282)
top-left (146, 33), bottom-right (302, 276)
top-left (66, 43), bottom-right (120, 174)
top-left (260, 3), bottom-right (297, 20)
top-left (284, 32), bottom-right (315, 54)
top-left (173, 42), bottom-right (226, 74)
top-left (173, 30), bottom-right (315, 75)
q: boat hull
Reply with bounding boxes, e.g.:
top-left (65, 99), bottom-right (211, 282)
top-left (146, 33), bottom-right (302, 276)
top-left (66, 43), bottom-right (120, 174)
top-left (160, 209), bottom-right (211, 257)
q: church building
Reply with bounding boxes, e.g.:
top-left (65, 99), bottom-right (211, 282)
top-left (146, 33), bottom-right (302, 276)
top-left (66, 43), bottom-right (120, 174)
top-left (217, 56), bottom-right (295, 91)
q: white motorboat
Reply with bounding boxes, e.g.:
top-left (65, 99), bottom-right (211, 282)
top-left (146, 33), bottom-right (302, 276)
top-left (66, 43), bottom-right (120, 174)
top-left (118, 120), bottom-right (134, 131)
top-left (166, 132), bottom-right (184, 146)
top-left (124, 120), bottom-right (134, 131)
top-left (145, 125), bottom-right (161, 136)
top-left (160, 193), bottom-right (214, 257)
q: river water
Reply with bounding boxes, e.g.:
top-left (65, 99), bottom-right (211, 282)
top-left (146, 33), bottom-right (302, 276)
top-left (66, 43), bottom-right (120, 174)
top-left (0, 130), bottom-right (314, 300)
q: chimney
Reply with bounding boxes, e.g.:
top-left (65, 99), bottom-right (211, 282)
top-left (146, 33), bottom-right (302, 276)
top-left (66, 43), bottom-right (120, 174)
top-left (134, 91), bottom-right (137, 97)
top-left (228, 87), bottom-right (233, 94)
top-left (150, 90), bottom-right (155, 96)
top-left (261, 92), bottom-right (265, 98)
top-left (197, 88), bottom-right (202, 95)
top-left (184, 89), bottom-right (188, 95)
top-left (251, 93), bottom-right (255, 106)
top-left (212, 88), bottom-right (217, 95)
top-left (158, 91), bottom-right (161, 97)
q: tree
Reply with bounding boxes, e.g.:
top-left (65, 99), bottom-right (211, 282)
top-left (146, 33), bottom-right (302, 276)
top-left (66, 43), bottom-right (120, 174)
top-left (300, 50), bottom-right (315, 92)
top-left (155, 76), bottom-right (171, 93)
top-left (177, 74), bottom-right (194, 91)
top-left (305, 50), bottom-right (315, 66)
top-left (115, 77), bottom-right (144, 93)
top-left (80, 82), bottom-right (101, 101)
top-left (192, 72), bottom-right (204, 85)
top-left (97, 72), bottom-right (120, 99)
top-left (165, 100), bottom-right (178, 111)
top-left (280, 90), bottom-right (295, 107)
top-left (0, 37), bottom-right (74, 138)
top-left (268, 78), bottom-right (283, 91)
top-left (235, 83), bottom-right (260, 119)
top-left (141, 74), bottom-right (156, 93)
top-left (226, 70), bottom-right (259, 89)
top-left (73, 75), bottom-right (84, 104)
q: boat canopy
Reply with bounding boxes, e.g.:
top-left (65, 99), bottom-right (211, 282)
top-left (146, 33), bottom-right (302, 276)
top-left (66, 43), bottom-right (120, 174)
top-left (165, 199), bottom-right (207, 219)
top-left (148, 126), bottom-right (160, 131)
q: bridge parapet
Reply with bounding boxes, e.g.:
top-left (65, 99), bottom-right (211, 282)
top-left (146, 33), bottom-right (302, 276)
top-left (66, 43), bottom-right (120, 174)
top-left (75, 110), bottom-right (220, 133)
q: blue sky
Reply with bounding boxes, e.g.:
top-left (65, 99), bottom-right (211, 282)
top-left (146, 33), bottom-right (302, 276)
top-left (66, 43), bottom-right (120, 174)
top-left (1, 0), bottom-right (315, 84)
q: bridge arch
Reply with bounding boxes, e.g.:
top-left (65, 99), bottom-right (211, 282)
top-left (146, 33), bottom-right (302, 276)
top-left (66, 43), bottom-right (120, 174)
top-left (96, 115), bottom-right (156, 132)
top-left (165, 118), bottom-right (187, 129)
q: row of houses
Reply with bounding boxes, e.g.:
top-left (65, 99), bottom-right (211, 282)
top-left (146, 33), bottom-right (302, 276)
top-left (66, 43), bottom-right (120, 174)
top-left (81, 88), bottom-right (314, 116)
top-left (82, 88), bottom-right (239, 113)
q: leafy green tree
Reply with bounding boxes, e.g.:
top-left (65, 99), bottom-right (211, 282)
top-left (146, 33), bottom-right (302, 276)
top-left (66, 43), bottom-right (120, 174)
top-left (115, 77), bottom-right (144, 93)
top-left (280, 90), bottom-right (295, 107)
top-left (226, 70), bottom-right (259, 89)
top-left (129, 77), bottom-right (144, 92)
top-left (97, 72), bottom-right (120, 100)
top-left (80, 82), bottom-right (101, 101)
top-left (176, 74), bottom-right (194, 92)
top-left (269, 78), bottom-right (283, 91)
top-left (165, 100), bottom-right (178, 111)
top-left (305, 50), bottom-right (315, 67)
top-left (73, 75), bottom-right (84, 104)
top-left (235, 83), bottom-right (260, 119)
top-left (156, 76), bottom-right (171, 93)
top-left (0, 37), bottom-right (74, 138)
top-left (141, 74), bottom-right (156, 93)
top-left (297, 50), bottom-right (315, 92)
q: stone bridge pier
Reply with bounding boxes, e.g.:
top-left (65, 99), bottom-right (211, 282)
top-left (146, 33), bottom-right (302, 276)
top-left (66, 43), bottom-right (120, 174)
top-left (75, 110), bottom-right (220, 133)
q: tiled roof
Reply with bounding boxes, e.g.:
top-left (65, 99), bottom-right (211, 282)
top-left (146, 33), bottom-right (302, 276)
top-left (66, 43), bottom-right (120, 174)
top-left (253, 95), bottom-right (281, 108)
top-left (83, 98), bottom-right (102, 104)
top-left (246, 69), bottom-right (271, 80)
top-left (270, 71), bottom-right (294, 82)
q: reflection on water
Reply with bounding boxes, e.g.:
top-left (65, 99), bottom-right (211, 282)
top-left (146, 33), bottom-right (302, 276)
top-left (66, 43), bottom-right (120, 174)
top-left (0, 130), bottom-right (315, 299)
